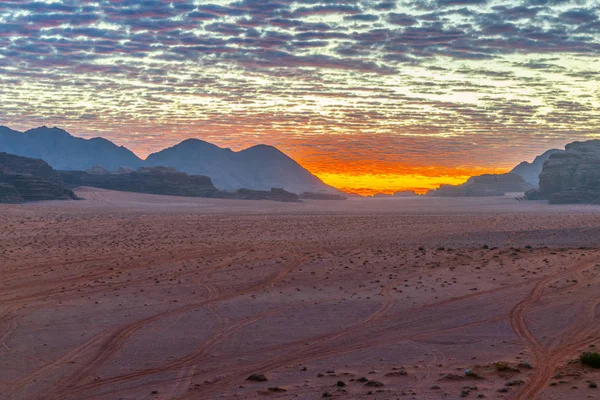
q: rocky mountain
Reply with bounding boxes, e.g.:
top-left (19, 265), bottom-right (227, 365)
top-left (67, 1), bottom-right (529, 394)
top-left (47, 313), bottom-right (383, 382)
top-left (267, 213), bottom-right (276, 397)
top-left (393, 190), bottom-right (419, 197)
top-left (0, 152), bottom-right (77, 203)
top-left (510, 149), bottom-right (560, 187)
top-left (0, 126), bottom-right (143, 171)
top-left (0, 126), bottom-right (339, 194)
top-left (300, 192), bottom-right (347, 200)
top-left (225, 188), bottom-right (300, 202)
top-left (525, 140), bottom-right (600, 204)
top-left (145, 140), bottom-right (337, 194)
top-left (58, 166), bottom-right (301, 202)
top-left (59, 167), bottom-right (219, 198)
top-left (426, 173), bottom-right (534, 197)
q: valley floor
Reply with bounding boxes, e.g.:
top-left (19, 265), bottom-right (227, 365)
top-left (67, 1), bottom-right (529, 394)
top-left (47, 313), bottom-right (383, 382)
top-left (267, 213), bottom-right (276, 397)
top-left (1, 188), bottom-right (600, 400)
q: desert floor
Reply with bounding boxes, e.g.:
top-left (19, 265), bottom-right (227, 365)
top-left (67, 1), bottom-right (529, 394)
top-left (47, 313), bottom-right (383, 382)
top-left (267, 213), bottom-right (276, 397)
top-left (1, 187), bottom-right (599, 400)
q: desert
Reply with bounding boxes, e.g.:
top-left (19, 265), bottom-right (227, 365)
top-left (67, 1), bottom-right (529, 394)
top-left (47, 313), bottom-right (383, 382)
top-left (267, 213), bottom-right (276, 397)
top-left (1, 188), bottom-right (599, 400)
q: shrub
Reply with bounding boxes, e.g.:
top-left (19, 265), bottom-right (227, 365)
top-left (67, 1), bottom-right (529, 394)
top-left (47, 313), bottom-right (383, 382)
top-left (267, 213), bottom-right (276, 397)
top-left (580, 352), bottom-right (600, 368)
top-left (246, 374), bottom-right (268, 382)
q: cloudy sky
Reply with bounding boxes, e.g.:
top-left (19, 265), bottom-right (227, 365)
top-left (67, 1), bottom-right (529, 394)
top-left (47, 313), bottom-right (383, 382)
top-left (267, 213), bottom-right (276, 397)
top-left (1, 0), bottom-right (599, 194)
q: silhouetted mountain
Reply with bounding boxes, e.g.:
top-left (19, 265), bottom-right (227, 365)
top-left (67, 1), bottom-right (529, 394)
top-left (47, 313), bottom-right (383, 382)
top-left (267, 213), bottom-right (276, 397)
top-left (300, 192), bottom-right (347, 200)
top-left (510, 149), bottom-right (560, 187)
top-left (426, 173), bottom-right (534, 197)
top-left (145, 139), bottom-right (338, 194)
top-left (526, 140), bottom-right (600, 204)
top-left (393, 190), bottom-right (419, 197)
top-left (0, 126), bottom-right (143, 171)
top-left (0, 152), bottom-right (77, 203)
top-left (59, 166), bottom-right (218, 198)
top-left (0, 127), bottom-right (340, 194)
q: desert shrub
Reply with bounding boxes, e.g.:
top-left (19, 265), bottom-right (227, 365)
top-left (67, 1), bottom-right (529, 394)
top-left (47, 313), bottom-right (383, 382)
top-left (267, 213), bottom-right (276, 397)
top-left (495, 362), bottom-right (519, 372)
top-left (580, 352), bottom-right (600, 368)
top-left (246, 373), bottom-right (268, 382)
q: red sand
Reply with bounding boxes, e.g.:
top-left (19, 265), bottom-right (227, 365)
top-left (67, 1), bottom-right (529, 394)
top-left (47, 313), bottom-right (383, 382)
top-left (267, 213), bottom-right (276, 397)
top-left (1, 188), bottom-right (599, 400)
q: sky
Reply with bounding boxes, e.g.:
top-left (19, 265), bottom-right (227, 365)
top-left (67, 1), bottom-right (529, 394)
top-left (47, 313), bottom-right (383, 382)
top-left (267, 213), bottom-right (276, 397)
top-left (1, 0), bottom-right (599, 195)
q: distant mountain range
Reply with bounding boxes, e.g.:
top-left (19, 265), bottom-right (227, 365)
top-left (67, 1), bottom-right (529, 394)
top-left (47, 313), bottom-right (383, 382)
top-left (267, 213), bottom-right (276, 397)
top-left (0, 126), bottom-right (339, 195)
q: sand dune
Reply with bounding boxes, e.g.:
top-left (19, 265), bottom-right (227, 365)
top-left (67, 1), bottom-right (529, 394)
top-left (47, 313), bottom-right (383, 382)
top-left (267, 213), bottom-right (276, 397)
top-left (1, 188), bottom-right (599, 399)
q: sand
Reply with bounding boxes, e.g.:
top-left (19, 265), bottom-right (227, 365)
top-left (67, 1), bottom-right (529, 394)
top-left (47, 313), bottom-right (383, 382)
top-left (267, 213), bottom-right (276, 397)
top-left (1, 187), bottom-right (599, 400)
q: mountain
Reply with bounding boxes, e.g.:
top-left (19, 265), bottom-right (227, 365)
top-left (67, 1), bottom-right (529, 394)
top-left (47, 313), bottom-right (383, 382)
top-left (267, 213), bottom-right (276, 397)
top-left (0, 152), bottom-right (77, 203)
top-left (393, 190), bottom-right (419, 197)
top-left (510, 149), bottom-right (561, 187)
top-left (58, 166), bottom-right (219, 198)
top-left (526, 140), bottom-right (600, 204)
top-left (0, 126), bottom-right (143, 171)
top-left (426, 173), bottom-right (534, 197)
top-left (145, 139), bottom-right (338, 194)
top-left (300, 192), bottom-right (347, 200)
top-left (0, 127), bottom-right (340, 194)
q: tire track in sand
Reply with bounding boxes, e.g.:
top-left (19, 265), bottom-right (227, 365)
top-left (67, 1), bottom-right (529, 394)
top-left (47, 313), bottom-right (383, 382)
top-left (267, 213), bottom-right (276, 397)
top-left (26, 256), bottom-right (305, 400)
top-left (510, 258), bottom-right (599, 400)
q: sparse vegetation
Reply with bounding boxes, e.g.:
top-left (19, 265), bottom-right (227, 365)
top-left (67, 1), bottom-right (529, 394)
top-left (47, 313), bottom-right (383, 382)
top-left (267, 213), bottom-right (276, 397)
top-left (580, 352), bottom-right (600, 368)
top-left (495, 362), bottom-right (519, 372)
top-left (518, 360), bottom-right (533, 369)
top-left (246, 373), bottom-right (268, 382)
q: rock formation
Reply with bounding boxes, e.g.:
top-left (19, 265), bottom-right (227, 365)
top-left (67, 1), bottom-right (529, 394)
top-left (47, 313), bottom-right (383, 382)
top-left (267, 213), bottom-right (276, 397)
top-left (427, 173), bottom-right (534, 197)
top-left (393, 190), bottom-right (419, 197)
top-left (58, 167), bottom-right (219, 198)
top-left (223, 188), bottom-right (301, 202)
top-left (300, 192), bottom-right (347, 200)
top-left (58, 167), bottom-right (301, 202)
top-left (0, 152), bottom-right (77, 203)
top-left (525, 140), bottom-right (600, 204)
top-left (510, 149), bottom-right (560, 187)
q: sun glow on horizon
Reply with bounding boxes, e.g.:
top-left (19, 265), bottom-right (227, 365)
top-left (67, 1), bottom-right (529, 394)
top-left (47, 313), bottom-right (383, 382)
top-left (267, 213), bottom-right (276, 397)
top-left (315, 167), bottom-right (511, 196)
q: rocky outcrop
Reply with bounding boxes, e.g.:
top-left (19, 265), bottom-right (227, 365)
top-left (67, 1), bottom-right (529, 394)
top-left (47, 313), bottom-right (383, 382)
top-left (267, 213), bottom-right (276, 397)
top-left (372, 193), bottom-right (393, 198)
top-left (427, 173), bottom-right (534, 197)
top-left (58, 168), bottom-right (302, 202)
top-left (511, 149), bottom-right (560, 187)
top-left (59, 167), bottom-right (218, 198)
top-left (0, 153), bottom-right (77, 203)
top-left (222, 188), bottom-right (301, 202)
top-left (300, 192), bottom-right (347, 200)
top-left (525, 140), bottom-right (600, 204)
top-left (393, 190), bottom-right (419, 197)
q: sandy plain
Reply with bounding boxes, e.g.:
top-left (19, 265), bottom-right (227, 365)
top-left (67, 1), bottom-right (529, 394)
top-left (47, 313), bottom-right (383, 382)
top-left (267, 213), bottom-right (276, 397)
top-left (1, 187), bottom-right (599, 400)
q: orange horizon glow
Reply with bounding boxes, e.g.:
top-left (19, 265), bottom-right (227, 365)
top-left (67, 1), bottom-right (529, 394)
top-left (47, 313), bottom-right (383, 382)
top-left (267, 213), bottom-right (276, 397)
top-left (312, 167), bottom-right (511, 196)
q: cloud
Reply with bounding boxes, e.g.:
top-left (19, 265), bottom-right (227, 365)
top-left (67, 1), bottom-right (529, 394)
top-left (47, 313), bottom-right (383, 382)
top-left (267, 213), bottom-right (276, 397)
top-left (0, 0), bottom-right (599, 193)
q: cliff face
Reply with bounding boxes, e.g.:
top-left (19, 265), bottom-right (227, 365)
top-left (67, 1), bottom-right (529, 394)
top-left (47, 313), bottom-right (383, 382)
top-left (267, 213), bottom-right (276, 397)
top-left (0, 152), bottom-right (77, 203)
top-left (58, 167), bottom-right (302, 202)
top-left (427, 173), bottom-right (534, 197)
top-left (58, 167), bottom-right (218, 198)
top-left (526, 140), bottom-right (600, 204)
